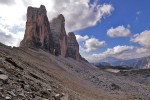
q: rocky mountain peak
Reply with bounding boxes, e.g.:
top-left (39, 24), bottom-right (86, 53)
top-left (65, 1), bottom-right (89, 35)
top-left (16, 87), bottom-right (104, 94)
top-left (66, 32), bottom-right (79, 60)
top-left (50, 14), bottom-right (66, 34)
top-left (50, 14), bottom-right (67, 57)
top-left (68, 32), bottom-right (77, 40)
top-left (58, 14), bottom-right (65, 21)
top-left (27, 5), bottom-right (47, 22)
top-left (20, 5), bottom-right (51, 50)
top-left (20, 5), bottom-right (84, 61)
top-left (40, 5), bottom-right (46, 9)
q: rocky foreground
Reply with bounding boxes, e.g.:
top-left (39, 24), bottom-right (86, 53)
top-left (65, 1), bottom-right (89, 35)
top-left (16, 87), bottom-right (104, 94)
top-left (0, 43), bottom-right (150, 100)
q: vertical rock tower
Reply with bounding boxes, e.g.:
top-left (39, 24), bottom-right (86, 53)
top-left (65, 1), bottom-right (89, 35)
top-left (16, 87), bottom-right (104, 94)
top-left (20, 5), bottom-right (52, 50)
top-left (66, 32), bottom-right (80, 60)
top-left (20, 5), bottom-right (85, 61)
top-left (50, 14), bottom-right (67, 57)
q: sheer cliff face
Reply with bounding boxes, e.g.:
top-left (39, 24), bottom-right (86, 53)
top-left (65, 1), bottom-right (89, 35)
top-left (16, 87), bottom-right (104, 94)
top-left (20, 5), bottom-right (51, 50)
top-left (20, 5), bottom-right (83, 61)
top-left (50, 14), bottom-right (67, 57)
top-left (67, 32), bottom-right (79, 60)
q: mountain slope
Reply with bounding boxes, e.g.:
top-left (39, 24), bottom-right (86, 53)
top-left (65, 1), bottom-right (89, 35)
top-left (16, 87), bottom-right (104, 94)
top-left (0, 43), bottom-right (115, 100)
top-left (1, 43), bottom-right (150, 100)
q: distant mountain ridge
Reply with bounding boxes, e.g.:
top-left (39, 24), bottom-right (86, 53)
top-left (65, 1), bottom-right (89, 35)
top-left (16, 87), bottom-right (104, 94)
top-left (99, 57), bottom-right (123, 63)
top-left (95, 56), bottom-right (150, 69)
top-left (134, 55), bottom-right (150, 68)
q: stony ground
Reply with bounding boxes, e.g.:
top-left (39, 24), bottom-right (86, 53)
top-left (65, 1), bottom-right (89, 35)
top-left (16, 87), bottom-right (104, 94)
top-left (0, 43), bottom-right (150, 100)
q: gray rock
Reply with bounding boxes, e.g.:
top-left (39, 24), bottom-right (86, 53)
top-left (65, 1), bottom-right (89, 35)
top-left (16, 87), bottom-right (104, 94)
top-left (50, 14), bottom-right (67, 57)
top-left (0, 68), bottom-right (4, 74)
top-left (20, 5), bottom-right (52, 51)
top-left (5, 96), bottom-right (11, 100)
top-left (18, 91), bottom-right (25, 97)
top-left (40, 98), bottom-right (49, 100)
top-left (47, 88), bottom-right (52, 92)
top-left (0, 74), bottom-right (8, 81)
top-left (60, 93), bottom-right (69, 100)
top-left (7, 91), bottom-right (16, 97)
top-left (66, 32), bottom-right (79, 60)
top-left (53, 93), bottom-right (61, 99)
top-left (19, 5), bottom-right (87, 62)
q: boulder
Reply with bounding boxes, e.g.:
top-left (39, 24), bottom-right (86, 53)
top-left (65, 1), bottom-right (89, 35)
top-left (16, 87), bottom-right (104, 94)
top-left (0, 74), bottom-right (8, 81)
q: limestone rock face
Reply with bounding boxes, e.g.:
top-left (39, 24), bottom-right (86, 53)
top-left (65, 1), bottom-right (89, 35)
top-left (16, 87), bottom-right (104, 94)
top-left (20, 5), bottom-right (87, 61)
top-left (20, 5), bottom-right (52, 50)
top-left (50, 14), bottom-right (67, 57)
top-left (66, 32), bottom-right (79, 60)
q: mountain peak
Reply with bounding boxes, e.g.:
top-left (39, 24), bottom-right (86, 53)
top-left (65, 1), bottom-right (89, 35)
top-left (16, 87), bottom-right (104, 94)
top-left (20, 5), bottom-right (83, 61)
top-left (20, 5), bottom-right (50, 49)
top-left (68, 32), bottom-right (75, 36)
top-left (67, 32), bottom-right (79, 60)
top-left (40, 5), bottom-right (46, 9)
top-left (58, 14), bottom-right (65, 21)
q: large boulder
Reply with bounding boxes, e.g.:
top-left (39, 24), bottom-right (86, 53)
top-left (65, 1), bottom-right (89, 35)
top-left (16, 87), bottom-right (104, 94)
top-left (20, 5), bottom-right (52, 51)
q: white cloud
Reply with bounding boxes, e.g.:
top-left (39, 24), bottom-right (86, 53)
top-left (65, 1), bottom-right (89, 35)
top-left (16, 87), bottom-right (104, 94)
top-left (85, 45), bottom-right (135, 61)
top-left (107, 25), bottom-right (131, 37)
top-left (77, 35), bottom-right (105, 52)
top-left (131, 30), bottom-right (150, 48)
top-left (84, 45), bottom-right (150, 62)
top-left (116, 49), bottom-right (150, 60)
top-left (0, 0), bottom-right (114, 47)
top-left (51, 1), bottom-right (114, 31)
top-left (104, 45), bottom-right (134, 55)
top-left (136, 47), bottom-right (148, 53)
top-left (0, 31), bottom-right (14, 46)
top-left (49, 0), bottom-right (114, 31)
top-left (84, 37), bottom-right (105, 52)
top-left (0, 25), bottom-right (23, 46)
top-left (76, 35), bottom-right (89, 42)
top-left (0, 0), bottom-right (15, 5)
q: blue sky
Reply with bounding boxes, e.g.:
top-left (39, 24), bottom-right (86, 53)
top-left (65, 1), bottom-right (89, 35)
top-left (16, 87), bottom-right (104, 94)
top-left (0, 0), bottom-right (150, 62)
top-left (75, 0), bottom-right (150, 61)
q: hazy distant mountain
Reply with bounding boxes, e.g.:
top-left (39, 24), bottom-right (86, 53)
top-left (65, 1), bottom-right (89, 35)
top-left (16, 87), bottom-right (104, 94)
top-left (93, 62), bottom-right (111, 68)
top-left (112, 56), bottom-right (150, 69)
top-left (110, 59), bottom-right (137, 67)
top-left (134, 56), bottom-right (150, 69)
top-left (95, 56), bottom-right (150, 69)
top-left (99, 57), bottom-right (123, 63)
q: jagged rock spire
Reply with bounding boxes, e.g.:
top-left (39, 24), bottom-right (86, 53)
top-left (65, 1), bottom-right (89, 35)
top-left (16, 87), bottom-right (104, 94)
top-left (20, 5), bottom-right (85, 61)
top-left (20, 5), bottom-right (51, 50)
top-left (66, 32), bottom-right (80, 60)
top-left (50, 14), bottom-right (67, 57)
